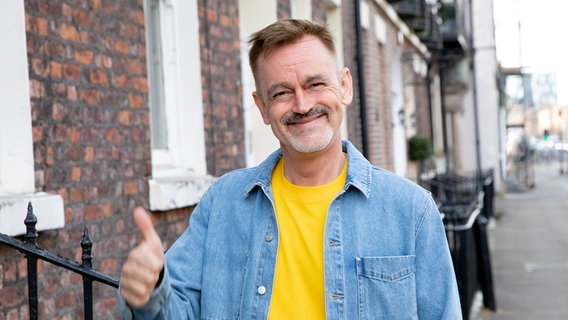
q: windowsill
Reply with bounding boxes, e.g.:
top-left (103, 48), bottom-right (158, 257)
top-left (149, 174), bottom-right (216, 211)
top-left (0, 192), bottom-right (65, 236)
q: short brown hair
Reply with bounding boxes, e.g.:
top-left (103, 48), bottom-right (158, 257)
top-left (248, 19), bottom-right (336, 82)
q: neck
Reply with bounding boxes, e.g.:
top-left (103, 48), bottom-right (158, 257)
top-left (280, 139), bottom-right (345, 186)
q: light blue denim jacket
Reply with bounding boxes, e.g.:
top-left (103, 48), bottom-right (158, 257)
top-left (119, 140), bottom-right (462, 319)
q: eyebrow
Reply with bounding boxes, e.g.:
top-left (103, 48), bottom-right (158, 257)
top-left (304, 75), bottom-right (327, 85)
top-left (266, 83), bottom-right (292, 99)
top-left (266, 74), bottom-right (330, 98)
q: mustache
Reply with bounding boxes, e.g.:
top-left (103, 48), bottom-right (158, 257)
top-left (281, 106), bottom-right (329, 125)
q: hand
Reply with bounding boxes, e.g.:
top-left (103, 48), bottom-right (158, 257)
top-left (119, 207), bottom-right (165, 308)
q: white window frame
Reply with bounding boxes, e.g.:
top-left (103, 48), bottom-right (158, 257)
top-left (0, 0), bottom-right (64, 236)
top-left (144, 0), bottom-right (214, 211)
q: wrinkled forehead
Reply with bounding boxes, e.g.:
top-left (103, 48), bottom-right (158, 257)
top-left (263, 35), bottom-right (336, 62)
top-left (257, 36), bottom-right (339, 78)
top-left (255, 36), bottom-right (338, 81)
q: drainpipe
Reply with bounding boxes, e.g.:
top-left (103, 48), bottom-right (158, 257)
top-left (354, 0), bottom-right (369, 159)
top-left (439, 60), bottom-right (450, 173)
top-left (426, 62), bottom-right (434, 139)
top-left (469, 0), bottom-right (482, 177)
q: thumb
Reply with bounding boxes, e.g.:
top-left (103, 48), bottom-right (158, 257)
top-left (133, 207), bottom-right (161, 247)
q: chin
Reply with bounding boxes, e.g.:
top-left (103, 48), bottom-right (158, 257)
top-left (293, 144), bottom-right (327, 154)
top-left (288, 133), bottom-right (337, 154)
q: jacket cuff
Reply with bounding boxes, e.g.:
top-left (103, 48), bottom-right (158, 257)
top-left (117, 267), bottom-right (170, 319)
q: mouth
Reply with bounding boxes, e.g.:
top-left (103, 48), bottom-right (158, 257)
top-left (289, 113), bottom-right (325, 125)
top-left (283, 107), bottom-right (329, 126)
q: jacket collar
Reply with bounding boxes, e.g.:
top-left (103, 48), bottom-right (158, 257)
top-left (244, 140), bottom-right (372, 199)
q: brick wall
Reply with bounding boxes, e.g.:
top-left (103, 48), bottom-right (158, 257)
top-left (342, 0), bottom-right (432, 172)
top-left (408, 48), bottom-right (432, 137)
top-left (199, 0), bottom-right (246, 177)
top-left (342, 0), bottom-right (395, 170)
top-left (24, 0), bottom-right (150, 318)
top-left (0, 0), bottom-right (194, 318)
top-left (376, 14), bottom-right (397, 172)
top-left (341, 0), bottom-right (365, 153)
top-left (341, 0), bottom-right (393, 169)
top-left (400, 36), bottom-right (432, 138)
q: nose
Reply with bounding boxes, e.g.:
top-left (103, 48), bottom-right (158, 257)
top-left (292, 89), bottom-right (314, 114)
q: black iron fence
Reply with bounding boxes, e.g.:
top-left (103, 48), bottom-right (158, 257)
top-left (420, 169), bottom-right (497, 319)
top-left (0, 203), bottom-right (119, 320)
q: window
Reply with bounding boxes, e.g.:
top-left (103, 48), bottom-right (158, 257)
top-left (147, 0), bottom-right (168, 151)
top-left (0, 0), bottom-right (64, 236)
top-left (144, 0), bottom-right (213, 211)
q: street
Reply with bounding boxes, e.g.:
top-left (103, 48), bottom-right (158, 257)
top-left (479, 163), bottom-right (568, 319)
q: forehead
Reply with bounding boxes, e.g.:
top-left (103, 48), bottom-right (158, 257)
top-left (256, 35), bottom-right (337, 78)
top-left (266, 34), bottom-right (335, 61)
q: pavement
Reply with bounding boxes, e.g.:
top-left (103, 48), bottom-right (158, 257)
top-left (476, 162), bottom-right (568, 320)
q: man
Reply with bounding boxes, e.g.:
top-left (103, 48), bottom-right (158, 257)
top-left (118, 19), bottom-right (461, 319)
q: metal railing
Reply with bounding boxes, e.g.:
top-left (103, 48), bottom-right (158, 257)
top-left (0, 203), bottom-right (119, 320)
top-left (419, 170), bottom-right (497, 318)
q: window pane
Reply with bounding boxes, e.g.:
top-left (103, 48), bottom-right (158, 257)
top-left (148, 0), bottom-right (168, 150)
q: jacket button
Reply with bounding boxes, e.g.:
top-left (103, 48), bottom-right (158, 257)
top-left (264, 233), bottom-right (273, 242)
top-left (257, 286), bottom-right (267, 295)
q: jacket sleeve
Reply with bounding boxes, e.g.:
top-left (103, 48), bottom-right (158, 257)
top-left (415, 194), bottom-right (463, 319)
top-left (117, 267), bottom-right (172, 320)
top-left (118, 186), bottom-right (215, 319)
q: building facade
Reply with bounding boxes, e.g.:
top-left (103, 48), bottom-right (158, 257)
top-left (0, 0), bottom-right (500, 318)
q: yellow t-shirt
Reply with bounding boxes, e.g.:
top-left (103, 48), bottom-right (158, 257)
top-left (268, 157), bottom-right (347, 319)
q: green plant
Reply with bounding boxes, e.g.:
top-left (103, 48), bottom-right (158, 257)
top-left (408, 135), bottom-right (433, 161)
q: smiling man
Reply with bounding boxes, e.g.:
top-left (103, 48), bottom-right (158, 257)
top-left (118, 19), bottom-right (462, 319)
top-left (252, 33), bottom-right (350, 156)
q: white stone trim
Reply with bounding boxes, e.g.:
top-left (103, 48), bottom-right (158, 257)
top-left (149, 175), bottom-right (215, 211)
top-left (0, 193), bottom-right (65, 236)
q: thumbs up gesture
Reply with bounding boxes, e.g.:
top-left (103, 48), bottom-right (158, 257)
top-left (120, 207), bottom-right (165, 308)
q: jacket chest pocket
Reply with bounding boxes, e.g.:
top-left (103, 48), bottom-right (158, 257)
top-left (356, 256), bottom-right (418, 320)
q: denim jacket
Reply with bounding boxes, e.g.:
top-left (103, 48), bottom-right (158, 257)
top-left (119, 140), bottom-right (462, 319)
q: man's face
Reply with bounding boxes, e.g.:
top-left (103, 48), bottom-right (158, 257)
top-left (252, 35), bottom-right (353, 155)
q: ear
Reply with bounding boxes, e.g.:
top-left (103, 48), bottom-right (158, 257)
top-left (339, 67), bottom-right (353, 106)
top-left (253, 91), bottom-right (271, 125)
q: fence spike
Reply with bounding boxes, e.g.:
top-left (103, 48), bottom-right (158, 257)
top-left (81, 226), bottom-right (93, 268)
top-left (24, 202), bottom-right (38, 246)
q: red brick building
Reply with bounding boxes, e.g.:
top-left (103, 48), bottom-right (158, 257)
top-left (0, 0), bottom-right (438, 318)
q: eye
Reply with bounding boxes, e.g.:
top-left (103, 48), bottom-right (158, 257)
top-left (271, 90), bottom-right (291, 100)
top-left (311, 82), bottom-right (325, 88)
top-left (272, 91), bottom-right (285, 99)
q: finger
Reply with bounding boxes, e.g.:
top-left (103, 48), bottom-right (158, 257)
top-left (133, 207), bottom-right (161, 245)
top-left (127, 245), bottom-right (164, 273)
top-left (122, 256), bottom-right (160, 290)
top-left (120, 248), bottom-right (163, 307)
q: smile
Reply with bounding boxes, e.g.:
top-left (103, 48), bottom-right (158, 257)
top-left (282, 107), bottom-right (329, 126)
top-left (289, 113), bottom-right (325, 125)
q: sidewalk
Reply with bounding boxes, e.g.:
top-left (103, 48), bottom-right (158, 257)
top-left (478, 163), bottom-right (568, 320)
